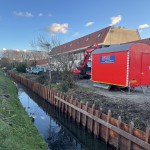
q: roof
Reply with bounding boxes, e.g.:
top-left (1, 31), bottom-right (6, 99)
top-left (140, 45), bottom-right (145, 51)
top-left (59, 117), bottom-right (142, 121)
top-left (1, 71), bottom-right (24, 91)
top-left (124, 38), bottom-right (150, 45)
top-left (92, 43), bottom-right (132, 54)
top-left (36, 59), bottom-right (48, 66)
top-left (50, 26), bottom-right (111, 56)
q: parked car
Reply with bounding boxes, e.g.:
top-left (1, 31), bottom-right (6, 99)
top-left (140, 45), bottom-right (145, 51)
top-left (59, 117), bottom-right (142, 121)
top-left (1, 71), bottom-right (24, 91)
top-left (26, 67), bottom-right (45, 74)
top-left (32, 67), bottom-right (44, 74)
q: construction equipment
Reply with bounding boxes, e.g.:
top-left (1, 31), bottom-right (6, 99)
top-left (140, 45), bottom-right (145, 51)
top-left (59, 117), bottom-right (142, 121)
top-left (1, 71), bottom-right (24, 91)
top-left (73, 43), bottom-right (99, 78)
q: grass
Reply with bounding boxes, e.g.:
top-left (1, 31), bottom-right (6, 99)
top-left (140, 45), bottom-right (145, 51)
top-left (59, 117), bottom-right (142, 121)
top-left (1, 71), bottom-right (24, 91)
top-left (0, 70), bottom-right (48, 150)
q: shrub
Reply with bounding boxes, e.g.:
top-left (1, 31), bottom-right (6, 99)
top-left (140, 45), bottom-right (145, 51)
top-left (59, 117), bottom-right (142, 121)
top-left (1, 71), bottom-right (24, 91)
top-left (58, 82), bottom-right (69, 92)
top-left (16, 63), bottom-right (26, 73)
top-left (37, 73), bottom-right (49, 85)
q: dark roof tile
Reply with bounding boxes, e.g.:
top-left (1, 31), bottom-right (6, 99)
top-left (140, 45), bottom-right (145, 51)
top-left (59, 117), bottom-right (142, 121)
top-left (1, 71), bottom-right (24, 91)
top-left (124, 38), bottom-right (150, 45)
top-left (50, 26), bottom-right (111, 55)
top-left (36, 59), bottom-right (48, 66)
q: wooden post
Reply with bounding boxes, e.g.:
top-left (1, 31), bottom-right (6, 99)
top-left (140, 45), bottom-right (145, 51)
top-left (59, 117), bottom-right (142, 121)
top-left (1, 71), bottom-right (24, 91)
top-left (62, 93), bottom-right (65, 112)
top-left (106, 110), bottom-right (111, 144)
top-left (69, 96), bottom-right (73, 118)
top-left (128, 121), bottom-right (134, 150)
top-left (96, 107), bottom-right (103, 137)
top-left (51, 90), bottom-right (53, 105)
top-left (53, 91), bottom-right (55, 105)
top-left (42, 86), bottom-right (44, 98)
top-left (46, 87), bottom-right (48, 101)
top-left (117, 116), bottom-right (121, 150)
top-left (61, 93), bottom-right (65, 113)
top-left (146, 126), bottom-right (150, 143)
top-left (91, 104), bottom-right (95, 133)
top-left (84, 102), bottom-right (88, 128)
top-left (50, 90), bottom-right (52, 104)
top-left (77, 102), bottom-right (82, 124)
top-left (44, 86), bottom-right (46, 100)
top-left (73, 99), bottom-right (77, 121)
top-left (58, 92), bottom-right (61, 109)
top-left (48, 89), bottom-right (50, 103)
top-left (49, 89), bottom-right (51, 103)
top-left (53, 90), bottom-right (55, 105)
top-left (64, 94), bottom-right (68, 114)
top-left (57, 91), bottom-right (59, 107)
top-left (54, 92), bottom-right (56, 106)
top-left (99, 107), bottom-right (102, 138)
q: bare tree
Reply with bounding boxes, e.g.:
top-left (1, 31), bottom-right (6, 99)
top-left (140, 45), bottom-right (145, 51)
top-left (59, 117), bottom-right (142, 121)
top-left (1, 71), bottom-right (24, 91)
top-left (52, 52), bottom-right (76, 90)
top-left (30, 35), bottom-right (61, 80)
top-left (37, 35), bottom-right (61, 52)
top-left (2, 50), bottom-right (17, 68)
top-left (52, 53), bottom-right (76, 72)
top-left (30, 35), bottom-right (76, 91)
top-left (31, 35), bottom-right (61, 52)
top-left (2, 50), bottom-right (12, 61)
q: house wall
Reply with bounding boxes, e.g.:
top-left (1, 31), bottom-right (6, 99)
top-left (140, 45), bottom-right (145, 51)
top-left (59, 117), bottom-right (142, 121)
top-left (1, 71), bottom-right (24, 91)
top-left (104, 27), bottom-right (140, 45)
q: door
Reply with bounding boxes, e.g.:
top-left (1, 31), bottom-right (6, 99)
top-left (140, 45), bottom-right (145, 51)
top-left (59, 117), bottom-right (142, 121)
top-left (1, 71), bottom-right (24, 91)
top-left (141, 53), bottom-right (150, 85)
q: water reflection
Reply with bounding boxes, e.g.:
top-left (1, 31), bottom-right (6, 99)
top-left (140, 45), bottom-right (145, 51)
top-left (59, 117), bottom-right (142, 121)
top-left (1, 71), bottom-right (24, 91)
top-left (18, 84), bottom-right (114, 150)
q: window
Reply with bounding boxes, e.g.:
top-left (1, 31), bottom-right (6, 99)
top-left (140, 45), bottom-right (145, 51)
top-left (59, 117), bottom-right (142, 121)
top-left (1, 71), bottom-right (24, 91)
top-left (70, 43), bottom-right (72, 46)
top-left (86, 37), bottom-right (89, 41)
top-left (97, 33), bottom-right (101, 38)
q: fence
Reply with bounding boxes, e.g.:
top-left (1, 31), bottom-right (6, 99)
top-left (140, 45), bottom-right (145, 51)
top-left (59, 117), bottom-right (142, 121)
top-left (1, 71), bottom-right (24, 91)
top-left (8, 71), bottom-right (150, 150)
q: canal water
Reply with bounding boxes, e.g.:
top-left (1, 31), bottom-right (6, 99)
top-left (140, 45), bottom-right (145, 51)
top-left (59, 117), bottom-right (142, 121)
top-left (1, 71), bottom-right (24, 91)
top-left (17, 84), bottom-right (114, 150)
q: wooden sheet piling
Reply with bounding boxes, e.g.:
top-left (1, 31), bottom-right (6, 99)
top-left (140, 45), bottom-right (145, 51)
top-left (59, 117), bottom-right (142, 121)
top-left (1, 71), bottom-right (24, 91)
top-left (8, 71), bottom-right (150, 150)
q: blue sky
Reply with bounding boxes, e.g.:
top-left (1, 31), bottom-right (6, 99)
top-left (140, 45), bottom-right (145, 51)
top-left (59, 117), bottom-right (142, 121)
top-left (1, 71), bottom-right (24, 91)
top-left (0, 0), bottom-right (150, 50)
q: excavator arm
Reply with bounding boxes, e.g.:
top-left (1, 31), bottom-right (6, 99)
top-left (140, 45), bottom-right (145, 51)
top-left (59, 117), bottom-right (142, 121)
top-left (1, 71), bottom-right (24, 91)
top-left (80, 43), bottom-right (99, 68)
top-left (73, 43), bottom-right (99, 78)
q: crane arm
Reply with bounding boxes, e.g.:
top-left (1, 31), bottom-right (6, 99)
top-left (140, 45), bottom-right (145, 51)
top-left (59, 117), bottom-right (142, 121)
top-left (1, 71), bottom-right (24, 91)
top-left (80, 43), bottom-right (99, 68)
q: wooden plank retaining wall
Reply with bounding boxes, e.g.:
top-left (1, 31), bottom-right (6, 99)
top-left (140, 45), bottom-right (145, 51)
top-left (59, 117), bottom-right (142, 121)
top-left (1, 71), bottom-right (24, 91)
top-left (8, 72), bottom-right (150, 150)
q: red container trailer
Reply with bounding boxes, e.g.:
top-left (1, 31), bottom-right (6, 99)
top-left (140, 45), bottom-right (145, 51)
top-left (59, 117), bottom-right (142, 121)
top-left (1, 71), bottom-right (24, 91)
top-left (91, 43), bottom-right (150, 88)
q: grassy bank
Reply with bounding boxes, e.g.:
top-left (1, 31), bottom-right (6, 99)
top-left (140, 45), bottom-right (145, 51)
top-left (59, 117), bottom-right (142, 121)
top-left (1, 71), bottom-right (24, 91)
top-left (0, 70), bottom-right (48, 150)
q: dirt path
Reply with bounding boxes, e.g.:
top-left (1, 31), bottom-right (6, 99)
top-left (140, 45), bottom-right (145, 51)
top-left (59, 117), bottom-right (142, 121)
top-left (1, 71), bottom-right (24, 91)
top-left (76, 79), bottom-right (150, 103)
top-left (66, 79), bottom-right (150, 131)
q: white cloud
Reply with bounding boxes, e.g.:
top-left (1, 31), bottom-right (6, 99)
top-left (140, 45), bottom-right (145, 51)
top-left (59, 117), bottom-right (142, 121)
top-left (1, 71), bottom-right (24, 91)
top-left (110, 15), bottom-right (122, 26)
top-left (2, 48), bottom-right (7, 51)
top-left (73, 32), bottom-right (79, 36)
top-left (139, 24), bottom-right (150, 29)
top-left (48, 23), bottom-right (69, 34)
top-left (13, 11), bottom-right (33, 17)
top-left (85, 22), bottom-right (94, 27)
top-left (38, 13), bottom-right (43, 17)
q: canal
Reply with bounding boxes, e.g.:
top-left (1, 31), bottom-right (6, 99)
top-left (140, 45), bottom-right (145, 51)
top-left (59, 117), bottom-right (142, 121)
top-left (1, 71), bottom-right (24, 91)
top-left (17, 84), bottom-right (114, 150)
